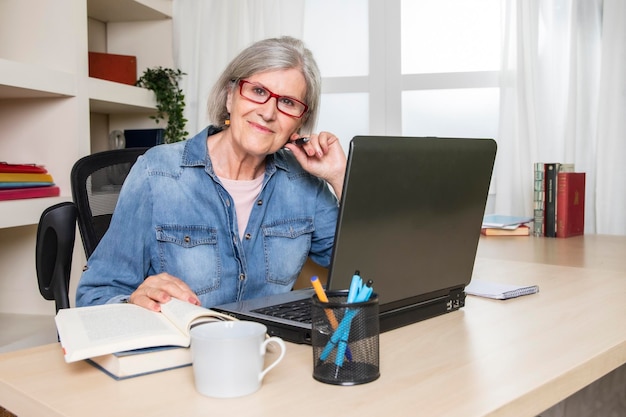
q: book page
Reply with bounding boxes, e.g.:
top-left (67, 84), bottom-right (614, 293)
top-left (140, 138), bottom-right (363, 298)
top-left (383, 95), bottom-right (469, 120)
top-left (160, 298), bottom-right (233, 336)
top-left (55, 303), bottom-right (189, 362)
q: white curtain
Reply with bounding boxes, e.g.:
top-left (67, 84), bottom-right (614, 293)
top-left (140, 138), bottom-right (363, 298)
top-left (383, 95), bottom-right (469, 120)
top-left (172, 0), bottom-right (306, 135)
top-left (496, 0), bottom-right (626, 235)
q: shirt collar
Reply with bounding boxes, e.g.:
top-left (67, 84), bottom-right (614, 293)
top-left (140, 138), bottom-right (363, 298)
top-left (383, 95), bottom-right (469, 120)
top-left (180, 125), bottom-right (290, 173)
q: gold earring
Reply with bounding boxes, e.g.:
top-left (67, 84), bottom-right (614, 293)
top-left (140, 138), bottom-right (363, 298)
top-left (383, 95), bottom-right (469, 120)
top-left (224, 118), bottom-right (230, 126)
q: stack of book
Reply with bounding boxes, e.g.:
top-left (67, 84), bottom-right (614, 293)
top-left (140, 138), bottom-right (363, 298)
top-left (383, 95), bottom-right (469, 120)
top-left (55, 298), bottom-right (235, 380)
top-left (0, 162), bottom-right (60, 201)
top-left (533, 162), bottom-right (585, 238)
top-left (481, 214), bottom-right (533, 236)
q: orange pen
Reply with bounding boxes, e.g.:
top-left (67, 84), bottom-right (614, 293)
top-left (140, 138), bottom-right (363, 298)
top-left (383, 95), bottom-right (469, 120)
top-left (310, 276), bottom-right (339, 329)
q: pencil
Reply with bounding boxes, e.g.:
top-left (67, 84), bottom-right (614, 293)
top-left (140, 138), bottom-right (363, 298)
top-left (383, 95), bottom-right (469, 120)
top-left (310, 276), bottom-right (339, 328)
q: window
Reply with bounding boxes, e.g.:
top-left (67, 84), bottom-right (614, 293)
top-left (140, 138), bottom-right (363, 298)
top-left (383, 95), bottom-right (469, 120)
top-left (303, 0), bottom-right (501, 150)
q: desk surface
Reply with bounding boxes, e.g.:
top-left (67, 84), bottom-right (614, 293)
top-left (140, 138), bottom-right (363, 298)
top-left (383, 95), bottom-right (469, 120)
top-left (1, 236), bottom-right (625, 417)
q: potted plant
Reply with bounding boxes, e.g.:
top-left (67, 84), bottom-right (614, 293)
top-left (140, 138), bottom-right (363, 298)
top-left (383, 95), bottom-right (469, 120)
top-left (136, 67), bottom-right (188, 143)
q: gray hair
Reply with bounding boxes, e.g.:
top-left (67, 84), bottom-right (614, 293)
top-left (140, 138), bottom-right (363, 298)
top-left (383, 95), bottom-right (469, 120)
top-left (207, 36), bottom-right (321, 134)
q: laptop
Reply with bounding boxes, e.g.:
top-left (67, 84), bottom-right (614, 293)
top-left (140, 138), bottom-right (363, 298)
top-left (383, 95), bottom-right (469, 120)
top-left (213, 135), bottom-right (497, 344)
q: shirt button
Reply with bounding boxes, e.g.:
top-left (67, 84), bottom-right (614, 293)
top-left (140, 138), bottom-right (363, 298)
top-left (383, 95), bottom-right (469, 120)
top-left (257, 199), bottom-right (263, 205)
top-left (184, 236), bottom-right (190, 243)
top-left (239, 274), bottom-right (245, 281)
top-left (245, 233), bottom-right (251, 240)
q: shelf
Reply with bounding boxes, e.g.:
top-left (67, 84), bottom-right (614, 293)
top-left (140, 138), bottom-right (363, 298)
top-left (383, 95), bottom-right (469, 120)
top-left (88, 0), bottom-right (172, 22)
top-left (0, 59), bottom-right (76, 99)
top-left (88, 77), bottom-right (157, 114)
top-left (0, 196), bottom-right (72, 229)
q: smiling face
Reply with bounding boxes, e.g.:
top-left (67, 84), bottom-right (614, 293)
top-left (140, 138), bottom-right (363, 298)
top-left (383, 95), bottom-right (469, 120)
top-left (225, 68), bottom-right (307, 157)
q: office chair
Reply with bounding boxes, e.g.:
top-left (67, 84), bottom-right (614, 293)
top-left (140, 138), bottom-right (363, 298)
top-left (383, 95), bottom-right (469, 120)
top-left (36, 202), bottom-right (77, 312)
top-left (35, 147), bottom-right (148, 312)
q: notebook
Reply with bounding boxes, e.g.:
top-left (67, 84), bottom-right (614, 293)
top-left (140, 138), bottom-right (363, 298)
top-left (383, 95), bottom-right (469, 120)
top-left (213, 135), bottom-right (497, 344)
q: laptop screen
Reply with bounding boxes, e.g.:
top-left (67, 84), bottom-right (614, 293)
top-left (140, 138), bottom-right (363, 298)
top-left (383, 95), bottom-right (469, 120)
top-left (326, 136), bottom-right (497, 313)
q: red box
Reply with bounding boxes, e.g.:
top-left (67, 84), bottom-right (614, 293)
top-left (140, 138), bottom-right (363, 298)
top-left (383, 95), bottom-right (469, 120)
top-left (88, 52), bottom-right (137, 85)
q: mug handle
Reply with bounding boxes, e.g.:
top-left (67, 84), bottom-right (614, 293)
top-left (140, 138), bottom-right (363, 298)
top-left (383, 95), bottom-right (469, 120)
top-left (258, 336), bottom-right (286, 381)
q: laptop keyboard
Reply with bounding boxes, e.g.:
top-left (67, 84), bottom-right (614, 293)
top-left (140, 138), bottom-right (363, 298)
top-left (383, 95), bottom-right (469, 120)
top-left (252, 299), bottom-right (312, 324)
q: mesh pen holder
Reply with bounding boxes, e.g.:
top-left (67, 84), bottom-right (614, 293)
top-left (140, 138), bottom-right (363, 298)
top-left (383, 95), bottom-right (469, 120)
top-left (311, 291), bottom-right (380, 385)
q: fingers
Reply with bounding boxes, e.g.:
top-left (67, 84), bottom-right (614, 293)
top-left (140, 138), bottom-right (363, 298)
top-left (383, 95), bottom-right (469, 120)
top-left (129, 272), bottom-right (201, 312)
top-left (287, 132), bottom-right (338, 159)
top-left (285, 131), bottom-right (346, 197)
top-left (317, 131), bottom-right (339, 154)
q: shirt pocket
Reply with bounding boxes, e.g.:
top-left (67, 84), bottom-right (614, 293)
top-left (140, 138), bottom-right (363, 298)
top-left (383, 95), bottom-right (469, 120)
top-left (262, 218), bottom-right (314, 286)
top-left (156, 225), bottom-right (220, 294)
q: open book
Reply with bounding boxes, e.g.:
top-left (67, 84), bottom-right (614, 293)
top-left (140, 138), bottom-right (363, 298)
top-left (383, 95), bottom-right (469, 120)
top-left (55, 298), bottom-right (235, 363)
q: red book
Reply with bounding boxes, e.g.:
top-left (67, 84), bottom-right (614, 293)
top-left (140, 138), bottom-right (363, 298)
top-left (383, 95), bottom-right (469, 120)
top-left (556, 172), bottom-right (585, 238)
top-left (0, 186), bottom-right (60, 201)
top-left (0, 162), bottom-right (48, 174)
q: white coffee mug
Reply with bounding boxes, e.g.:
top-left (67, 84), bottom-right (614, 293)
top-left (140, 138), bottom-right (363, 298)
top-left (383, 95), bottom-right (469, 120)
top-left (190, 321), bottom-right (286, 398)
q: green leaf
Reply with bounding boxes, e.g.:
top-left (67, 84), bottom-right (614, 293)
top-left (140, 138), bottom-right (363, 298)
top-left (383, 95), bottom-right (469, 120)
top-left (136, 67), bottom-right (189, 143)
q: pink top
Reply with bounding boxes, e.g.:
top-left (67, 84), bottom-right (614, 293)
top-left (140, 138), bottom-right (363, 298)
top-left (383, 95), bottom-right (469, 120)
top-left (218, 175), bottom-right (264, 239)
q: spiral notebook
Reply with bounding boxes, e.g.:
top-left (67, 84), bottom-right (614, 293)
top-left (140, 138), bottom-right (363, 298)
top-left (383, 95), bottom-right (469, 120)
top-left (465, 280), bottom-right (539, 300)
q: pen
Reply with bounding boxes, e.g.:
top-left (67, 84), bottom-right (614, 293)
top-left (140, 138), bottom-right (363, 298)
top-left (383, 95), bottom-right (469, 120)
top-left (310, 276), bottom-right (339, 329)
top-left (333, 280), bottom-right (374, 366)
top-left (355, 280), bottom-right (374, 303)
top-left (319, 280), bottom-right (374, 366)
top-left (311, 275), bottom-right (353, 362)
top-left (347, 270), bottom-right (361, 303)
top-left (292, 137), bottom-right (310, 146)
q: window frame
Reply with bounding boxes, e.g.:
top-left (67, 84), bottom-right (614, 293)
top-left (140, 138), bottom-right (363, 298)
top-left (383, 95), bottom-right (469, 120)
top-left (317, 0), bottom-right (500, 136)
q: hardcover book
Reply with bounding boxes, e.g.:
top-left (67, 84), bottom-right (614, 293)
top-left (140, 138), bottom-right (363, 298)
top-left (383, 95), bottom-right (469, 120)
top-left (533, 162), bottom-right (545, 236)
top-left (87, 346), bottom-right (192, 380)
top-left (0, 162), bottom-right (48, 174)
top-left (0, 172), bottom-right (54, 183)
top-left (543, 163), bottom-right (575, 238)
top-left (481, 225), bottom-right (530, 236)
top-left (0, 186), bottom-right (60, 201)
top-left (556, 172), bottom-right (585, 238)
top-left (543, 163), bottom-right (559, 237)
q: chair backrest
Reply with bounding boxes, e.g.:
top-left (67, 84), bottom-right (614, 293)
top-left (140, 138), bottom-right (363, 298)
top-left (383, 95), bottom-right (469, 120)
top-left (71, 147), bottom-right (148, 258)
top-left (36, 202), bottom-right (77, 313)
top-left (36, 148), bottom-right (148, 313)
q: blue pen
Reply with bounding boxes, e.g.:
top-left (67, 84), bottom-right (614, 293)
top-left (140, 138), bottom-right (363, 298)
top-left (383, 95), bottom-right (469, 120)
top-left (347, 270), bottom-right (361, 303)
top-left (335, 320), bottom-right (353, 366)
top-left (320, 280), bottom-right (374, 366)
top-left (332, 283), bottom-right (374, 366)
top-left (356, 280), bottom-right (374, 302)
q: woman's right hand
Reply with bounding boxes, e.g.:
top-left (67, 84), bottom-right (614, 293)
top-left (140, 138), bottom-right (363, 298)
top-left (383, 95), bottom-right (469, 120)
top-left (128, 272), bottom-right (201, 311)
top-left (285, 131), bottom-right (347, 199)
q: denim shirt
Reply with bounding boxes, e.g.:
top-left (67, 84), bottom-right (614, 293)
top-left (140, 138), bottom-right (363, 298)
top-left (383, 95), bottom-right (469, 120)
top-left (76, 126), bottom-right (339, 307)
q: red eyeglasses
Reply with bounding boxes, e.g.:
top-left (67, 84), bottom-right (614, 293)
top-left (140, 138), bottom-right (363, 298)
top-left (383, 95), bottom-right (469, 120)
top-left (238, 80), bottom-right (308, 118)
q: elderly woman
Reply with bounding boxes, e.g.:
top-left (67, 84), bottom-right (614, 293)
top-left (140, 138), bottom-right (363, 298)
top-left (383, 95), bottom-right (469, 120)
top-left (76, 36), bottom-right (346, 311)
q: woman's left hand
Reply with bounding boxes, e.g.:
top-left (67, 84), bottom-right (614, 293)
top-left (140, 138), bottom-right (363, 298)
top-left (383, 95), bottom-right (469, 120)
top-left (284, 132), bottom-right (347, 198)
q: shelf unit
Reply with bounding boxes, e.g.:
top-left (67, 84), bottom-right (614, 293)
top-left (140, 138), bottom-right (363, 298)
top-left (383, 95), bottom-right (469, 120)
top-left (0, 0), bottom-right (172, 351)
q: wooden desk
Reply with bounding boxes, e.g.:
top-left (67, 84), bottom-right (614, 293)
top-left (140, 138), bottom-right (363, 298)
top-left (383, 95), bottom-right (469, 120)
top-left (1, 236), bottom-right (625, 417)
